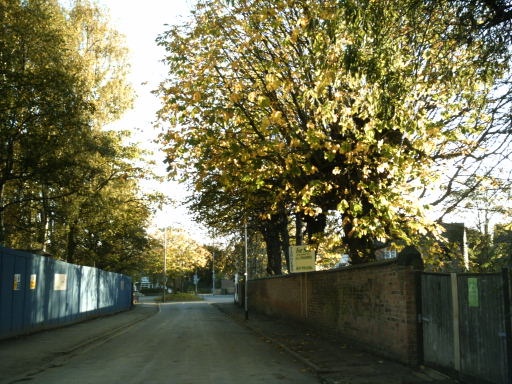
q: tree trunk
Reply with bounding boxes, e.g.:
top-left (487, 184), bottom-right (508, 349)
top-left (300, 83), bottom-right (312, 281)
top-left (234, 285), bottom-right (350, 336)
top-left (295, 212), bottom-right (303, 245)
top-left (261, 215), bottom-right (283, 275)
top-left (279, 212), bottom-right (291, 273)
top-left (264, 231), bottom-right (282, 275)
top-left (0, 139), bottom-right (15, 247)
top-left (38, 185), bottom-right (50, 252)
top-left (66, 221), bottom-right (78, 263)
top-left (0, 190), bottom-right (5, 247)
top-left (343, 218), bottom-right (375, 264)
top-left (304, 212), bottom-right (327, 243)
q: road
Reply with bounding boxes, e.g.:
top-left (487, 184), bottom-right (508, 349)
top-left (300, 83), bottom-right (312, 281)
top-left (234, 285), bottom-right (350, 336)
top-left (18, 295), bottom-right (318, 383)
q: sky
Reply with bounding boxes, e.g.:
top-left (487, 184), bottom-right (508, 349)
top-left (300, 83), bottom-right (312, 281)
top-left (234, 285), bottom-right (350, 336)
top-left (96, 0), bottom-right (210, 243)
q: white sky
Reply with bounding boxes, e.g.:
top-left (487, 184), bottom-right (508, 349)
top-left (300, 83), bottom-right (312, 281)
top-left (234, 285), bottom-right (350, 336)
top-left (97, 0), bottom-right (210, 243)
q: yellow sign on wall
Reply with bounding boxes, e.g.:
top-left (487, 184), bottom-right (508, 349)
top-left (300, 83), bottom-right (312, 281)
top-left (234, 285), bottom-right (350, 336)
top-left (30, 274), bottom-right (37, 290)
top-left (289, 245), bottom-right (315, 273)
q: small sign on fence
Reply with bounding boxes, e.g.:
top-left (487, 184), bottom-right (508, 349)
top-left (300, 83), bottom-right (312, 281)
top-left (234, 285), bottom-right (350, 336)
top-left (30, 274), bottom-right (37, 290)
top-left (54, 273), bottom-right (67, 291)
top-left (13, 274), bottom-right (21, 290)
top-left (468, 277), bottom-right (479, 307)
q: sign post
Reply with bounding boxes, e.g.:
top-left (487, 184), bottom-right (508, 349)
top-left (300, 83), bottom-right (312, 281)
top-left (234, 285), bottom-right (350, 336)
top-left (244, 221), bottom-right (249, 320)
top-left (193, 273), bottom-right (200, 294)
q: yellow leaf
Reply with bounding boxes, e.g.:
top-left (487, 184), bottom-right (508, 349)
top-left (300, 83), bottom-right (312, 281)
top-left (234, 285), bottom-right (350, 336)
top-left (229, 93), bottom-right (242, 103)
top-left (192, 92), bottom-right (202, 102)
top-left (298, 16), bottom-right (309, 28)
top-left (258, 95), bottom-right (270, 107)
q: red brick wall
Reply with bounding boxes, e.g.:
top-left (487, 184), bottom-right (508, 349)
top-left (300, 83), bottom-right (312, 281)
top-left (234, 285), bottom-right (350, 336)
top-left (248, 260), bottom-right (420, 365)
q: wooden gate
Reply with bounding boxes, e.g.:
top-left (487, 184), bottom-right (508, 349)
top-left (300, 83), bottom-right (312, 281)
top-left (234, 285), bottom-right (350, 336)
top-left (420, 271), bottom-right (512, 384)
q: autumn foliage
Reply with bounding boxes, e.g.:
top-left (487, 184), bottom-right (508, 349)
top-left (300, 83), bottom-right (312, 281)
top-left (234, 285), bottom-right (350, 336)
top-left (156, 0), bottom-right (512, 272)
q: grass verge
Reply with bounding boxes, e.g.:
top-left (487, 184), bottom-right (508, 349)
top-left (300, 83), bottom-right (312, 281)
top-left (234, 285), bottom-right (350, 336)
top-left (156, 292), bottom-right (204, 302)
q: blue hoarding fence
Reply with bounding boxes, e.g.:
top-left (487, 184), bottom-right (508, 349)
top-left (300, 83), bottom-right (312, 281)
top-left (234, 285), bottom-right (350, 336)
top-left (0, 246), bottom-right (132, 340)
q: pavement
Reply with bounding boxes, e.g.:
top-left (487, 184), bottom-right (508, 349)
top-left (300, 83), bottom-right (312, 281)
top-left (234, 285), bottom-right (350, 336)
top-left (0, 295), bottom-right (459, 384)
top-left (212, 298), bottom-right (460, 384)
top-left (0, 300), bottom-right (158, 384)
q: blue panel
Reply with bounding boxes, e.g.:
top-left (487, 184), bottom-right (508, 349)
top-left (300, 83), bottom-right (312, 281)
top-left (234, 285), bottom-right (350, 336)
top-left (29, 254), bottom-right (49, 327)
top-left (122, 275), bottom-right (133, 309)
top-left (66, 263), bottom-right (81, 323)
top-left (79, 266), bottom-right (98, 315)
top-left (97, 269), bottom-right (110, 314)
top-left (0, 248), bottom-right (14, 336)
top-left (23, 253), bottom-right (39, 331)
top-left (51, 259), bottom-right (68, 324)
top-left (40, 256), bottom-right (53, 325)
top-left (10, 251), bottom-right (27, 334)
top-left (0, 246), bottom-right (133, 339)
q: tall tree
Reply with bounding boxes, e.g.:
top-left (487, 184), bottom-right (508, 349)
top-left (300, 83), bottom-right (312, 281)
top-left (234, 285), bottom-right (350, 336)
top-left (0, 0), bottom-right (156, 274)
top-left (157, 227), bottom-right (211, 290)
top-left (0, 0), bottom-right (91, 245)
top-left (157, 0), bottom-right (512, 268)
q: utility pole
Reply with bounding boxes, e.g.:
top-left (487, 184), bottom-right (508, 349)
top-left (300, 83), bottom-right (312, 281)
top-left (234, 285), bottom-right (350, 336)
top-left (212, 248), bottom-right (215, 296)
top-left (193, 272), bottom-right (199, 294)
top-left (244, 221), bottom-right (248, 320)
top-left (163, 228), bottom-right (167, 303)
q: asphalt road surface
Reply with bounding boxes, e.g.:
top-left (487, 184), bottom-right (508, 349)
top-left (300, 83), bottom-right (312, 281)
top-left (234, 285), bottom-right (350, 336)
top-left (20, 296), bottom-right (318, 383)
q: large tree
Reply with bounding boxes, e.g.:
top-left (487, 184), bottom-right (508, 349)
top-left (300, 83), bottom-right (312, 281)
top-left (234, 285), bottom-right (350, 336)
top-left (157, 0), bottom-right (512, 269)
top-left (0, 0), bottom-right (90, 245)
top-left (152, 228), bottom-right (210, 290)
top-left (0, 0), bottom-right (156, 273)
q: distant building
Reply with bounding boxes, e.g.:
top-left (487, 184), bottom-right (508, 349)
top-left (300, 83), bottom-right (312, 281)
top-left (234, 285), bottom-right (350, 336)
top-left (221, 279), bottom-right (235, 294)
top-left (334, 254), bottom-right (350, 268)
top-left (374, 240), bottom-right (397, 261)
top-left (139, 276), bottom-right (153, 289)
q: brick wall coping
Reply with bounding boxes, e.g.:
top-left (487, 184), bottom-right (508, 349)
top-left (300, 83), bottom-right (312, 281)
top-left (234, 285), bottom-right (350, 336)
top-left (251, 258), bottom-right (405, 282)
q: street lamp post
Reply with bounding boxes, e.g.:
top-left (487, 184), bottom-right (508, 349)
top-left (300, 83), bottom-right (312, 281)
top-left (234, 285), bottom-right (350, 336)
top-left (163, 228), bottom-right (167, 303)
top-left (244, 221), bottom-right (248, 320)
top-left (212, 249), bottom-right (215, 296)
